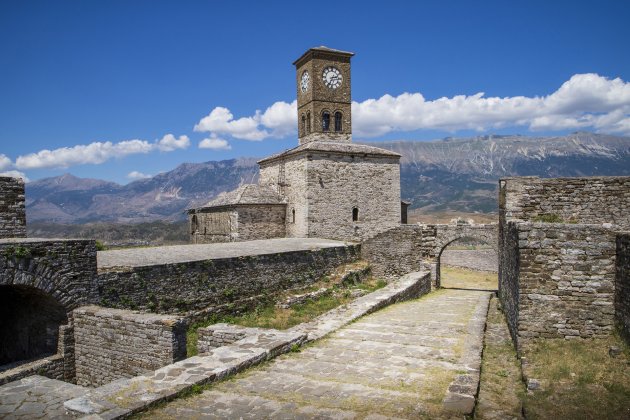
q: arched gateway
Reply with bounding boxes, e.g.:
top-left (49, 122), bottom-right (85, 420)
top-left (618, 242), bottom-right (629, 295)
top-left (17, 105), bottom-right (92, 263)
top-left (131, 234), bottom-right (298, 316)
top-left (0, 239), bottom-right (97, 367)
top-left (362, 223), bottom-right (498, 286)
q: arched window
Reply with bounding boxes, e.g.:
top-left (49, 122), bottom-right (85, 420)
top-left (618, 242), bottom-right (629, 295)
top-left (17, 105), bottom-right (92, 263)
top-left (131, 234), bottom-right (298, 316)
top-left (322, 111), bottom-right (330, 131)
top-left (301, 114), bottom-right (305, 136)
top-left (291, 208), bottom-right (296, 223)
top-left (334, 111), bottom-right (342, 132)
top-left (352, 207), bottom-right (359, 222)
top-left (306, 112), bottom-right (311, 134)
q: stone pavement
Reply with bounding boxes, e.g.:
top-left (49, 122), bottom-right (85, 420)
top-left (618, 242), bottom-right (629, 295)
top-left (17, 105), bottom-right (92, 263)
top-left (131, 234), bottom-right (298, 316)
top-left (97, 238), bottom-right (350, 269)
top-left (146, 289), bottom-right (491, 419)
top-left (0, 375), bottom-right (87, 419)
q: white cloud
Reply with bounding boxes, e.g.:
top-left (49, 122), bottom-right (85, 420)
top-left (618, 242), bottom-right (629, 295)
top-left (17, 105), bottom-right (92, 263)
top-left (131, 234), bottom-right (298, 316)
top-left (194, 100), bottom-right (298, 141)
top-left (127, 171), bottom-right (152, 180)
top-left (194, 73), bottom-right (630, 139)
top-left (199, 134), bottom-right (231, 150)
top-left (15, 133), bottom-right (190, 170)
top-left (352, 73), bottom-right (630, 137)
top-left (0, 154), bottom-right (12, 171)
top-left (156, 134), bottom-right (190, 152)
top-left (0, 170), bottom-right (29, 182)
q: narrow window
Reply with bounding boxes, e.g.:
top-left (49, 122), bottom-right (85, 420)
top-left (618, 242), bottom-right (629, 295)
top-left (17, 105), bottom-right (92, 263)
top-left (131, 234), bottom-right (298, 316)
top-left (352, 207), bottom-right (359, 222)
top-left (322, 112), bottom-right (330, 131)
top-left (306, 112), bottom-right (311, 134)
top-left (191, 214), bottom-right (198, 234)
top-left (301, 114), bottom-right (305, 136)
top-left (334, 111), bottom-right (342, 132)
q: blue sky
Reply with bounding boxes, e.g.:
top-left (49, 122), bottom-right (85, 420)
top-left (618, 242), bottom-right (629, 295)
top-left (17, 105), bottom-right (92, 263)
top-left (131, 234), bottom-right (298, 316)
top-left (1, 0), bottom-right (629, 184)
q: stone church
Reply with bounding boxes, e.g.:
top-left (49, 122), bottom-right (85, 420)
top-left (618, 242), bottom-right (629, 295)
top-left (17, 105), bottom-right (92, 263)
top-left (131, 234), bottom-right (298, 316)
top-left (188, 47), bottom-right (403, 243)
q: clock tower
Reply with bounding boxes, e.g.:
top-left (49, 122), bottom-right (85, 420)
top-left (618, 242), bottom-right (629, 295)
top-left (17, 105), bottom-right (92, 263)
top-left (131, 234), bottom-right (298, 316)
top-left (294, 46), bottom-right (354, 145)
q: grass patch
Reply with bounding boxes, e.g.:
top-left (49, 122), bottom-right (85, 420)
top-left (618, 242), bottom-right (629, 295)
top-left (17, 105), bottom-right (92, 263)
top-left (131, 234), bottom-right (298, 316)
top-left (522, 334), bottom-right (630, 419)
top-left (186, 265), bottom-right (387, 357)
top-left (440, 265), bottom-right (498, 290)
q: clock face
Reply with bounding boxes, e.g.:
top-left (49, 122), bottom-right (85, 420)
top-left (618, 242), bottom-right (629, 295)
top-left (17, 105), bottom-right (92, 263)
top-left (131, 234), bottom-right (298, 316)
top-left (322, 66), bottom-right (342, 89)
top-left (300, 71), bottom-right (310, 92)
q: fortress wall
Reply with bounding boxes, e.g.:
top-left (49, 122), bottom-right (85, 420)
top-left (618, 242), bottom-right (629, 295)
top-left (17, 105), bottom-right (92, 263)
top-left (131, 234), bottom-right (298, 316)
top-left (0, 177), bottom-right (26, 239)
top-left (500, 176), bottom-right (630, 228)
top-left (96, 244), bottom-right (360, 315)
top-left (616, 234), bottom-right (630, 341)
top-left (501, 222), bottom-right (617, 349)
top-left (73, 306), bottom-right (186, 387)
top-left (361, 224), bottom-right (431, 279)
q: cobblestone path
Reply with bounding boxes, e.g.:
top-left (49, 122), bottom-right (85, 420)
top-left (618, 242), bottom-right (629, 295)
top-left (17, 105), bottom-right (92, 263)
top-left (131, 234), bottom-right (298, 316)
top-left (147, 289), bottom-right (491, 419)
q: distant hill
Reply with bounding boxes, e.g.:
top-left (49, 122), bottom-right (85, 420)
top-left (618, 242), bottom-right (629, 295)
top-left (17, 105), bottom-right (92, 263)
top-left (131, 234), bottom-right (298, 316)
top-left (25, 132), bottom-right (630, 223)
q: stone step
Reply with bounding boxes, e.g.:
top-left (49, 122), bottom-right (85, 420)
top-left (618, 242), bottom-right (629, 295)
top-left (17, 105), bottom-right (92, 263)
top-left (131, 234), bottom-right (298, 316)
top-left (220, 370), bottom-right (430, 417)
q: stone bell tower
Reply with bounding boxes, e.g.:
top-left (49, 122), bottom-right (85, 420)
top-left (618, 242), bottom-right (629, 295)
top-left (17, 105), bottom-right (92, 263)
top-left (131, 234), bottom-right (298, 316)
top-left (294, 46), bottom-right (354, 144)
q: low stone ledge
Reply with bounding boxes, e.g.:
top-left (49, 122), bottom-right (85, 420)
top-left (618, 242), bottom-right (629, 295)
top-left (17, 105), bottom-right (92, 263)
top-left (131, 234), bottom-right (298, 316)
top-left (290, 270), bottom-right (431, 342)
top-left (0, 354), bottom-right (64, 386)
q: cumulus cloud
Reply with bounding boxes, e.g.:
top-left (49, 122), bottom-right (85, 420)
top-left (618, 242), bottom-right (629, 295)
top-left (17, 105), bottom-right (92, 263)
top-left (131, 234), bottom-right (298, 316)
top-left (15, 133), bottom-right (190, 170)
top-left (127, 171), bottom-right (152, 180)
top-left (199, 134), bottom-right (231, 150)
top-left (156, 134), bottom-right (190, 151)
top-left (0, 170), bottom-right (29, 182)
top-left (0, 154), bottom-right (12, 171)
top-left (352, 73), bottom-right (630, 137)
top-left (194, 74), bottom-right (630, 139)
top-left (194, 100), bottom-right (297, 141)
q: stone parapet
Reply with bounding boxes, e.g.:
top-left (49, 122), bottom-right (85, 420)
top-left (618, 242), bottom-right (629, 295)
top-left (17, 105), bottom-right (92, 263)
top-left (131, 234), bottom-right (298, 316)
top-left (0, 177), bottom-right (26, 239)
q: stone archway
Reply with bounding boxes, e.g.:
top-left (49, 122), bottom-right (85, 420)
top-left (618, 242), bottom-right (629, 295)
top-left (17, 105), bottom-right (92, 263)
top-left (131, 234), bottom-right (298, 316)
top-left (0, 285), bottom-right (68, 365)
top-left (431, 225), bottom-right (498, 289)
top-left (0, 239), bottom-right (97, 369)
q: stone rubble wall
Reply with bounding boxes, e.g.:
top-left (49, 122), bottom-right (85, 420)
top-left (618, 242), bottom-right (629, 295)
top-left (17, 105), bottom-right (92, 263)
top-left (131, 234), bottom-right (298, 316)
top-left (0, 177), bottom-right (26, 239)
top-left (498, 221), bottom-right (520, 345)
top-left (502, 222), bottom-right (617, 350)
top-left (499, 176), bottom-right (630, 228)
top-left (616, 234), bottom-right (630, 341)
top-left (73, 306), bottom-right (187, 387)
top-left (97, 244), bottom-right (361, 315)
top-left (197, 324), bottom-right (264, 353)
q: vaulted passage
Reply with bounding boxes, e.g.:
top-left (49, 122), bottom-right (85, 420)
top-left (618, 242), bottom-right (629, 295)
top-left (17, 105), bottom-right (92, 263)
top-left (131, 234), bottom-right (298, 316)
top-left (0, 285), bottom-right (67, 366)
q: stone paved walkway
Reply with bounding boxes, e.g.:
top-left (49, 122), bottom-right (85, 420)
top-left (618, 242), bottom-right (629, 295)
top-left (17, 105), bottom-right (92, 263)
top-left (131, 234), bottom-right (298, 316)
top-left (97, 238), bottom-right (350, 269)
top-left (146, 289), bottom-right (491, 419)
top-left (0, 375), bottom-right (87, 419)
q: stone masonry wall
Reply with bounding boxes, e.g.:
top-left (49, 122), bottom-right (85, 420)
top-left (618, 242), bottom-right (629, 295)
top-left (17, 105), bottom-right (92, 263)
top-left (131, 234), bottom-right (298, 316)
top-left (500, 176), bottom-right (630, 228)
top-left (507, 223), bottom-right (617, 349)
top-left (190, 210), bottom-right (236, 243)
top-left (498, 221), bottom-right (520, 345)
top-left (0, 177), bottom-right (26, 239)
top-left (259, 155), bottom-right (309, 238)
top-left (97, 244), bottom-right (360, 316)
top-left (361, 224), bottom-right (430, 279)
top-left (73, 306), bottom-right (186, 387)
top-left (306, 154), bottom-right (401, 242)
top-left (191, 205), bottom-right (286, 243)
top-left (616, 234), bottom-right (630, 342)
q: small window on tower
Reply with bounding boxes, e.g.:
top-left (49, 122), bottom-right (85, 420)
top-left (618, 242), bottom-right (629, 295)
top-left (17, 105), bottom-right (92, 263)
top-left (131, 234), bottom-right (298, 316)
top-left (301, 114), bottom-right (305, 136)
top-left (334, 112), bottom-right (342, 132)
top-left (352, 207), bottom-right (359, 222)
top-left (322, 112), bottom-right (330, 131)
top-left (291, 208), bottom-right (296, 223)
top-left (306, 112), bottom-right (311, 134)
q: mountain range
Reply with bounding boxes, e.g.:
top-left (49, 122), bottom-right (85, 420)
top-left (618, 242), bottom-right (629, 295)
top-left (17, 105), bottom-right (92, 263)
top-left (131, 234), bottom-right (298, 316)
top-left (25, 132), bottom-right (630, 223)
